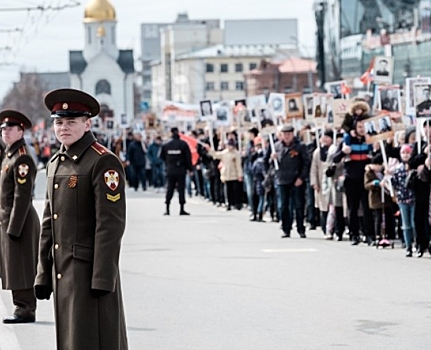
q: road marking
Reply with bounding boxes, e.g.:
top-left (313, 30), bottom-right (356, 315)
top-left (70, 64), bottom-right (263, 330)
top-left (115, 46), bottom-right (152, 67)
top-left (262, 248), bottom-right (318, 253)
top-left (0, 293), bottom-right (21, 350)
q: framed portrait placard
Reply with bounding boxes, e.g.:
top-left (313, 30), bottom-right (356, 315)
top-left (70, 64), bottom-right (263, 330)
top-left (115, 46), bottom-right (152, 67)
top-left (364, 114), bottom-right (394, 144)
top-left (373, 56), bottom-right (393, 84)
top-left (285, 92), bottom-right (304, 120)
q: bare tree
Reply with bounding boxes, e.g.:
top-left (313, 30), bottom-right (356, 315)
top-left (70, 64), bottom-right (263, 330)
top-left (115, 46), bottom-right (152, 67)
top-left (1, 73), bottom-right (48, 126)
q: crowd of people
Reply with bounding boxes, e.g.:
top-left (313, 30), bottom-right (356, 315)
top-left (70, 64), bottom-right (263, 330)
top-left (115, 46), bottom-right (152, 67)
top-left (21, 98), bottom-right (431, 261)
top-left (90, 98), bottom-right (431, 260)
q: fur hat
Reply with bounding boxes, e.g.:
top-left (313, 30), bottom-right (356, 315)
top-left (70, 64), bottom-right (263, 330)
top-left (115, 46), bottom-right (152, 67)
top-left (348, 99), bottom-right (370, 116)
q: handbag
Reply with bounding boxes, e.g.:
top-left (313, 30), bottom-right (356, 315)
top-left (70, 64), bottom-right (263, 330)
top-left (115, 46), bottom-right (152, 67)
top-left (325, 165), bottom-right (336, 177)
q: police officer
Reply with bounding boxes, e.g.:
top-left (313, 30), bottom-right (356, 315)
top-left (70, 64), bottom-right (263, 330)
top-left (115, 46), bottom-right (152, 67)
top-left (159, 127), bottom-right (193, 215)
top-left (0, 110), bottom-right (40, 323)
top-left (34, 89), bottom-right (128, 349)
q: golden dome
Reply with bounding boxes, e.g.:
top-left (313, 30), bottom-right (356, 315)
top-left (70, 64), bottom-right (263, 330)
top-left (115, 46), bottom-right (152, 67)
top-left (84, 0), bottom-right (116, 22)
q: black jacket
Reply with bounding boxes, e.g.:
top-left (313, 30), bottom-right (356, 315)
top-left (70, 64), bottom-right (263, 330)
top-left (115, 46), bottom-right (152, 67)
top-left (127, 140), bottom-right (146, 167)
top-left (159, 135), bottom-right (192, 176)
top-left (266, 137), bottom-right (310, 185)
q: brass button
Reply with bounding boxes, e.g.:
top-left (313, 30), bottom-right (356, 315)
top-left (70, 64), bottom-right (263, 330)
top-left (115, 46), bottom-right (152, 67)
top-left (60, 156), bottom-right (65, 161)
top-left (54, 244), bottom-right (59, 249)
top-left (57, 274), bottom-right (62, 280)
top-left (53, 214), bottom-right (58, 220)
top-left (54, 184), bottom-right (59, 189)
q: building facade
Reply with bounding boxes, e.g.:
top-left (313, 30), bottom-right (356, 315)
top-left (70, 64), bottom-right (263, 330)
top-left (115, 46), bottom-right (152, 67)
top-left (140, 13), bottom-right (222, 110)
top-left (152, 45), bottom-right (297, 109)
top-left (316, 0), bottom-right (431, 88)
top-left (244, 58), bottom-right (318, 97)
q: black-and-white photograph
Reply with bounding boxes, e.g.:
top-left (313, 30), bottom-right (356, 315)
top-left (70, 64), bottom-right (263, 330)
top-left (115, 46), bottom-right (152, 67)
top-left (414, 84), bottom-right (431, 117)
top-left (287, 98), bottom-right (299, 112)
top-left (268, 93), bottom-right (285, 116)
top-left (247, 94), bottom-right (266, 117)
top-left (365, 120), bottom-right (378, 136)
top-left (378, 116), bottom-right (392, 133)
top-left (200, 100), bottom-right (213, 117)
top-left (379, 87), bottom-right (401, 113)
top-left (364, 115), bottom-right (394, 144)
top-left (373, 56), bottom-right (393, 84)
top-left (406, 77), bottom-right (431, 114)
top-left (215, 106), bottom-right (230, 126)
top-left (327, 81), bottom-right (347, 99)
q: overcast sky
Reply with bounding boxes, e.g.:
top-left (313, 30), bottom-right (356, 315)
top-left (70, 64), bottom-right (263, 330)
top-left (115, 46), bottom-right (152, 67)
top-left (0, 0), bottom-right (317, 101)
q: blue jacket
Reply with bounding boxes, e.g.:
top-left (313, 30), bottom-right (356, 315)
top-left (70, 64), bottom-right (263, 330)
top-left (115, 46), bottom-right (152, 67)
top-left (147, 142), bottom-right (163, 166)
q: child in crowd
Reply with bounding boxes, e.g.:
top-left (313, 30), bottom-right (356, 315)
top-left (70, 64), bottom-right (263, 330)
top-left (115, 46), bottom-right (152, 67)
top-left (364, 154), bottom-right (395, 244)
top-left (391, 144), bottom-right (416, 256)
top-left (250, 137), bottom-right (266, 222)
top-left (342, 99), bottom-right (371, 161)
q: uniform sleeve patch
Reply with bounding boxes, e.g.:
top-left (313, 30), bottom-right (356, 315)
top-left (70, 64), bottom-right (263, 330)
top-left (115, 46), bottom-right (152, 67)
top-left (104, 170), bottom-right (119, 191)
top-left (107, 193), bottom-right (121, 202)
top-left (18, 164), bottom-right (29, 177)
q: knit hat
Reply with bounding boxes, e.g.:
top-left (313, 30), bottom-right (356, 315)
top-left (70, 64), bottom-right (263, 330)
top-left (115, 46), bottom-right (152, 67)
top-left (323, 129), bottom-right (334, 139)
top-left (400, 144), bottom-right (413, 154)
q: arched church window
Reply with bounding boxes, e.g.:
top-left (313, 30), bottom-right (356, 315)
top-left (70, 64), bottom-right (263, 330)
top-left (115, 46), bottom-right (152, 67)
top-left (88, 27), bottom-right (92, 44)
top-left (95, 80), bottom-right (111, 95)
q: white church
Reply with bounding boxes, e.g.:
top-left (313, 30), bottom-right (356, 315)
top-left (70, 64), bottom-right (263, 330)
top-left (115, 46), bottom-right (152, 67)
top-left (70, 0), bottom-right (135, 126)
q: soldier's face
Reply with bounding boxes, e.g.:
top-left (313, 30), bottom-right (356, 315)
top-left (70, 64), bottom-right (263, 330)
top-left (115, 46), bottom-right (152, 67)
top-left (1, 125), bottom-right (23, 146)
top-left (53, 116), bottom-right (91, 149)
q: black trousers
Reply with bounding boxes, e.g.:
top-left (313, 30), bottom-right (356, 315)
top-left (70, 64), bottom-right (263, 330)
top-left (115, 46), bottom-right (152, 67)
top-left (415, 200), bottom-right (430, 252)
top-left (226, 180), bottom-right (241, 208)
top-left (165, 174), bottom-right (186, 205)
top-left (12, 289), bottom-right (36, 318)
top-left (372, 207), bottom-right (395, 239)
top-left (344, 177), bottom-right (374, 238)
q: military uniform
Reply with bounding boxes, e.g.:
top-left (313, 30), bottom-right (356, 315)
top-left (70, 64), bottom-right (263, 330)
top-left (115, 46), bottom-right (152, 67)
top-left (34, 89), bottom-right (128, 349)
top-left (0, 110), bottom-right (40, 323)
top-left (159, 129), bottom-right (192, 215)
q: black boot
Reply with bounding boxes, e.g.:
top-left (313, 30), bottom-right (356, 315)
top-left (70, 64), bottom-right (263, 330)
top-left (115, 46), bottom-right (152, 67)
top-left (258, 212), bottom-right (265, 222)
top-left (250, 214), bottom-right (257, 222)
top-left (164, 204), bottom-right (170, 216)
top-left (179, 205), bottom-right (190, 216)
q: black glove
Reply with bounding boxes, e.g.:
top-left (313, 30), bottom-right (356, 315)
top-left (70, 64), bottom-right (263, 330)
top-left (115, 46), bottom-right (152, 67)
top-left (34, 285), bottom-right (52, 300)
top-left (8, 234), bottom-right (20, 241)
top-left (91, 289), bottom-right (110, 298)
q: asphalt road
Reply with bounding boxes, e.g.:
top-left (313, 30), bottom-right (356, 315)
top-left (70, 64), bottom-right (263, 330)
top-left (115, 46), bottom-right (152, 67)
top-left (1, 170), bottom-right (431, 349)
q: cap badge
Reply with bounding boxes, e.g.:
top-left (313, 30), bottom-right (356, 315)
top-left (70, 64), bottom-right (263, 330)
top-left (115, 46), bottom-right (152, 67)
top-left (4, 118), bottom-right (8, 122)
top-left (104, 170), bottom-right (119, 191)
top-left (62, 103), bottom-right (68, 110)
top-left (18, 164), bottom-right (29, 177)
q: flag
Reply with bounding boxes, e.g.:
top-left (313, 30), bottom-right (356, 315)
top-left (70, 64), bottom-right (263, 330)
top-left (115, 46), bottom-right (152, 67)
top-left (340, 82), bottom-right (352, 95)
top-left (179, 133), bottom-right (199, 166)
top-left (360, 57), bottom-right (375, 85)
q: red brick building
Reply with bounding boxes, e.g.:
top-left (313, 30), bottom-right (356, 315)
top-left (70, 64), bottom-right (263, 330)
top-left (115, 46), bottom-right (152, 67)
top-left (244, 58), bottom-right (318, 97)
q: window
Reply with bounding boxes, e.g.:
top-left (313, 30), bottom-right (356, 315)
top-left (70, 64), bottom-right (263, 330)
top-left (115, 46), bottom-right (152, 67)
top-left (220, 81), bottom-right (229, 91)
top-left (235, 63), bottom-right (243, 72)
top-left (235, 81), bottom-right (244, 91)
top-left (220, 64), bottom-right (228, 73)
top-left (88, 28), bottom-right (92, 44)
top-left (284, 86), bottom-right (293, 93)
top-left (95, 79), bottom-right (111, 95)
top-left (206, 63), bottom-right (214, 73)
top-left (206, 82), bottom-right (215, 91)
top-left (249, 63), bottom-right (257, 70)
